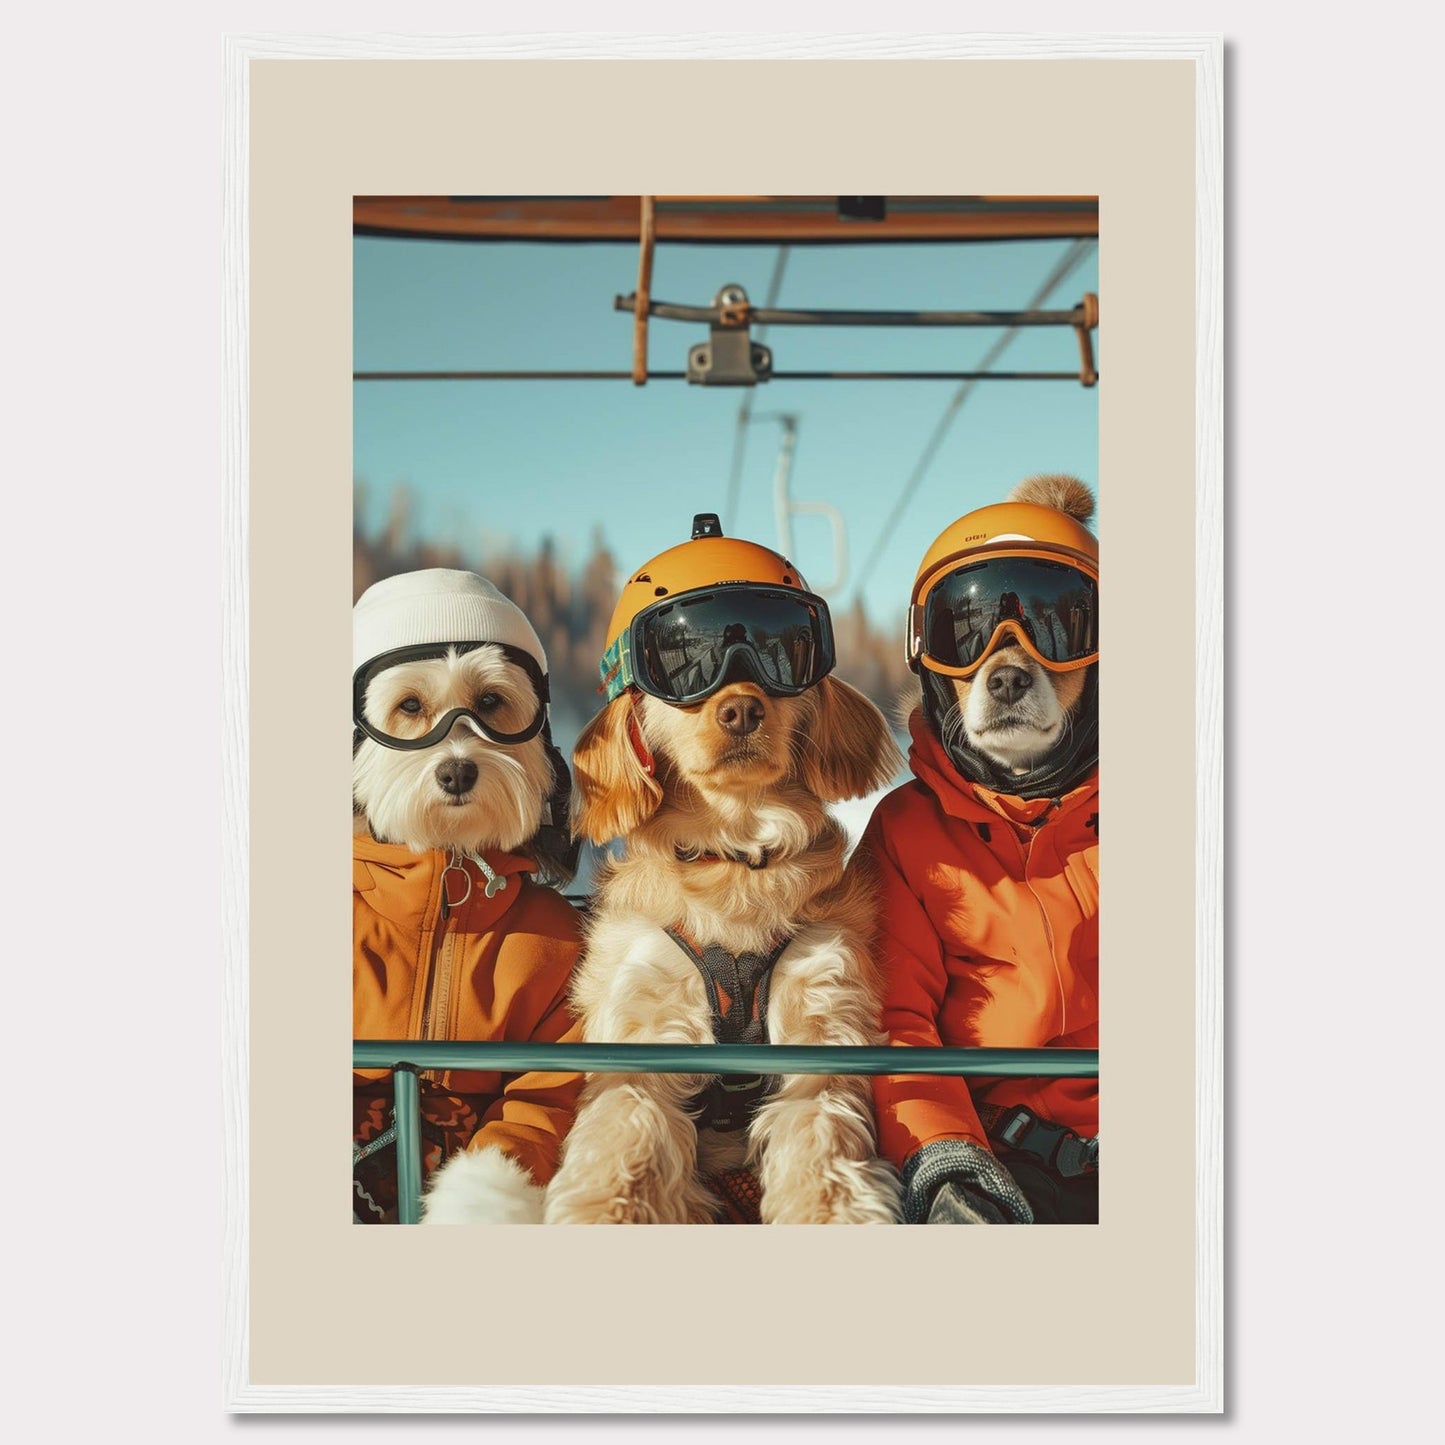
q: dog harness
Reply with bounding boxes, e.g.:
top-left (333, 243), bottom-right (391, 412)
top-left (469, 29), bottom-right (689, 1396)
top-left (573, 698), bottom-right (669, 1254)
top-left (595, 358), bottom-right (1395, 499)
top-left (665, 928), bottom-right (791, 1132)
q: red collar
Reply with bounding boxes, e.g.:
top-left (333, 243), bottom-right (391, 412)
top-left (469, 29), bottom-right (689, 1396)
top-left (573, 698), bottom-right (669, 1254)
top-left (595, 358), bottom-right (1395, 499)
top-left (674, 845), bottom-right (772, 871)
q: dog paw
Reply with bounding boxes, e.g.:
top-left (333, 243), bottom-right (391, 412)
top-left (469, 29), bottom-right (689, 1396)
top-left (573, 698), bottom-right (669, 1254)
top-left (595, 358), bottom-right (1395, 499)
top-left (826, 1161), bottom-right (905, 1224)
top-left (420, 1145), bottom-right (545, 1225)
top-left (541, 1187), bottom-right (618, 1226)
top-left (544, 1172), bottom-right (721, 1225)
top-left (762, 1158), bottom-right (903, 1225)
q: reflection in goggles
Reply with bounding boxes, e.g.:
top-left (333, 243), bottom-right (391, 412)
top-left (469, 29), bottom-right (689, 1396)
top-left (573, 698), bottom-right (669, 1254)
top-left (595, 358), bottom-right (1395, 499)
top-left (925, 558), bottom-right (1097, 669)
top-left (637, 591), bottom-right (826, 701)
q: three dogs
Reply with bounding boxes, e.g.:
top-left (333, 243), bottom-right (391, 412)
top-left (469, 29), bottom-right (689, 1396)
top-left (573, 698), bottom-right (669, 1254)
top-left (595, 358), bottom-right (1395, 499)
top-left (354, 477), bottom-right (1098, 1226)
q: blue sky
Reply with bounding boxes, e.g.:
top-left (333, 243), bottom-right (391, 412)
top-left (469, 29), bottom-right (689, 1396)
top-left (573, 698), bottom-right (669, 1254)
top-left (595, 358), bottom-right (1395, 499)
top-left (353, 231), bottom-right (1099, 628)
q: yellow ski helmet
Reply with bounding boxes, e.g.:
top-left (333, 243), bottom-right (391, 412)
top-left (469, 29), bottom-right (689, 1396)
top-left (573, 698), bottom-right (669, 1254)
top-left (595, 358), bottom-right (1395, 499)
top-left (599, 514), bottom-right (835, 704)
top-left (908, 500), bottom-right (1099, 679)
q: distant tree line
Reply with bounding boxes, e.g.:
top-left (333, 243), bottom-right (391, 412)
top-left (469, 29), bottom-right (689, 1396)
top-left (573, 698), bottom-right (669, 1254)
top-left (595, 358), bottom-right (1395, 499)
top-left (354, 483), bottom-right (917, 739)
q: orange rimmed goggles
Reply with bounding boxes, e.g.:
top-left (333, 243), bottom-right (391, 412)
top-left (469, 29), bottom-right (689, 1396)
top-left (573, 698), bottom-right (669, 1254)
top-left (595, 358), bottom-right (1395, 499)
top-left (908, 551), bottom-right (1098, 678)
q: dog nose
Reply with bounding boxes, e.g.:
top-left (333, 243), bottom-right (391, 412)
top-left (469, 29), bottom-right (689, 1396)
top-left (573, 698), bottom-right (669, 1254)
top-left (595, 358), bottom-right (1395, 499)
top-left (716, 693), bottom-right (766, 736)
top-left (987, 666), bottom-right (1033, 704)
top-left (434, 758), bottom-right (479, 796)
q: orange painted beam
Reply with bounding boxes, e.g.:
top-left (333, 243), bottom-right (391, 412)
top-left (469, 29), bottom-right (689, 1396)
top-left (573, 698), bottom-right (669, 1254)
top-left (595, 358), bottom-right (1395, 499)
top-left (353, 195), bottom-right (1098, 244)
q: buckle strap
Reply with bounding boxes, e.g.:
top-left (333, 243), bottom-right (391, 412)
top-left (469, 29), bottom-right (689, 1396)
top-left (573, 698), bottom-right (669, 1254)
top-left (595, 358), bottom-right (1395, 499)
top-left (982, 1104), bottom-right (1098, 1177)
top-left (691, 1074), bottom-right (772, 1133)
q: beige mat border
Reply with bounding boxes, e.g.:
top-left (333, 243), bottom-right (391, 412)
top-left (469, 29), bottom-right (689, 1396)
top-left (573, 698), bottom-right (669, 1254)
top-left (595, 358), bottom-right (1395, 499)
top-left (222, 32), bottom-right (1223, 1414)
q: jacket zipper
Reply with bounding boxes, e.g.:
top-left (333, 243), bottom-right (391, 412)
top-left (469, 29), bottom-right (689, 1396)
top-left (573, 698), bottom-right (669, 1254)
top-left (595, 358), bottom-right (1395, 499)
top-left (1005, 815), bottom-right (1068, 1040)
top-left (417, 850), bottom-right (462, 1083)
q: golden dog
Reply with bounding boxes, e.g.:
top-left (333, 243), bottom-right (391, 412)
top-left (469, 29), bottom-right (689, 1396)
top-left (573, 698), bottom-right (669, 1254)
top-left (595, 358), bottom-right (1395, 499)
top-left (544, 675), bottom-right (904, 1224)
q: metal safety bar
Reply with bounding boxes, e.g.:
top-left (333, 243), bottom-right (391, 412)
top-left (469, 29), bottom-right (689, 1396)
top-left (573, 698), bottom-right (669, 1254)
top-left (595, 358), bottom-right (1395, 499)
top-left (354, 1040), bottom-right (1099, 1223)
top-left (351, 288), bottom-right (1098, 387)
top-left (622, 279), bottom-right (1098, 387)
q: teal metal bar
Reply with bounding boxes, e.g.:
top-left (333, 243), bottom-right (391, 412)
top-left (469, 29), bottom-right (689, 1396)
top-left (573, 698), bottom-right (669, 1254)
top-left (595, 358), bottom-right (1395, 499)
top-left (391, 1066), bottom-right (423, 1226)
top-left (358, 1043), bottom-right (1097, 1222)
top-left (352, 1041), bottom-right (1098, 1078)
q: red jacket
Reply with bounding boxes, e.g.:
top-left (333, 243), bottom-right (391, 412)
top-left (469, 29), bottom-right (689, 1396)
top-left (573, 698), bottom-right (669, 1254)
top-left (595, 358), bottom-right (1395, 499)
top-left (858, 712), bottom-right (1098, 1167)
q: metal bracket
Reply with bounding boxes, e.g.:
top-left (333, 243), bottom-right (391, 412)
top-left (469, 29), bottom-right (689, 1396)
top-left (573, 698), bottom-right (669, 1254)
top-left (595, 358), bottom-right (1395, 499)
top-left (1073, 291), bottom-right (1099, 387)
top-left (631, 196), bottom-right (655, 385)
top-left (687, 284), bottom-right (773, 386)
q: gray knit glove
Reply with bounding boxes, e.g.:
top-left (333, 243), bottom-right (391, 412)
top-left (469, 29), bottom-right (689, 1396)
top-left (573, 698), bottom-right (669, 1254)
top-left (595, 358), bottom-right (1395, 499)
top-left (901, 1139), bottom-right (1034, 1224)
top-left (927, 1181), bottom-right (1009, 1224)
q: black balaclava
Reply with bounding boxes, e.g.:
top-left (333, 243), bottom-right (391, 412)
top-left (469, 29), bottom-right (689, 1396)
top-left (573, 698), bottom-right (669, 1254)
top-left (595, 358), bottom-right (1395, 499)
top-left (920, 665), bottom-right (1098, 803)
top-left (534, 723), bottom-right (581, 885)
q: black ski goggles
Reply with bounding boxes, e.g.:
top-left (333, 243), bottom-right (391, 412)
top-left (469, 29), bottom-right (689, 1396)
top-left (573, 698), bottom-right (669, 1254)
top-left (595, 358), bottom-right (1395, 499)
top-left (353, 641), bottom-right (550, 750)
top-left (601, 584), bottom-right (836, 705)
top-left (910, 552), bottom-right (1098, 678)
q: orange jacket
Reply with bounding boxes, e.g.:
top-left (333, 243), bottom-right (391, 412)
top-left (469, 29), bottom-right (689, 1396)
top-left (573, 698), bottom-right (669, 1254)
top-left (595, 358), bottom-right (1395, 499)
top-left (353, 833), bottom-right (585, 1186)
top-left (858, 712), bottom-right (1098, 1168)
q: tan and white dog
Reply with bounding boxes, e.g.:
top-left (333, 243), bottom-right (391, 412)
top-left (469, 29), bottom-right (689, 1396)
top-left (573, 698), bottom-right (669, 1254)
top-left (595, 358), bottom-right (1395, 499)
top-left (861, 475), bottom-right (1101, 1226)
top-left (929, 474), bottom-right (1098, 780)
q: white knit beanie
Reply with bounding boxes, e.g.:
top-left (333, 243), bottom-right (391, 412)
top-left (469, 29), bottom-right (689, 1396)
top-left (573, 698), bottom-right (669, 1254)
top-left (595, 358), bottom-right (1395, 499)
top-left (352, 569), bottom-right (548, 675)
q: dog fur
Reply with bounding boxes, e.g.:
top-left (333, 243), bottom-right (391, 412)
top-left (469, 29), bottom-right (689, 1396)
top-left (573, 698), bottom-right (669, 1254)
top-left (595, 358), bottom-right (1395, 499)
top-left (421, 1145), bottom-right (547, 1224)
top-left (543, 676), bottom-right (906, 1224)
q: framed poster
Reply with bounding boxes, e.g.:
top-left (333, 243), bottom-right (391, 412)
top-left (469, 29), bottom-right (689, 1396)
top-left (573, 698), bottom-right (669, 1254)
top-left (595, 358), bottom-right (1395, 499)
top-left (224, 33), bottom-right (1221, 1411)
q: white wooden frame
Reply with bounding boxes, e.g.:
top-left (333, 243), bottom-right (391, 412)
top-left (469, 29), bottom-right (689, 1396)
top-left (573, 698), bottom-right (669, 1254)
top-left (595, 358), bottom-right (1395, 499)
top-left (223, 32), bottom-right (1222, 1412)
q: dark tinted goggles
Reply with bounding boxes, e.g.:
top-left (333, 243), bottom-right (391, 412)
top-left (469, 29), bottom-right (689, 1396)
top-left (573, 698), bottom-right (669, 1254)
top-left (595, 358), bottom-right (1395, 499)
top-left (353, 642), bottom-right (550, 750)
top-left (603, 584), bottom-right (836, 705)
top-left (913, 554), bottom-right (1098, 676)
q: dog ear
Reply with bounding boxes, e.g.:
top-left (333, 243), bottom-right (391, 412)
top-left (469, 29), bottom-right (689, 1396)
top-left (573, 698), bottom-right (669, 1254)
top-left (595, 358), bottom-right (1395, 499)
top-left (571, 694), bottom-right (664, 844)
top-left (798, 676), bottom-right (905, 803)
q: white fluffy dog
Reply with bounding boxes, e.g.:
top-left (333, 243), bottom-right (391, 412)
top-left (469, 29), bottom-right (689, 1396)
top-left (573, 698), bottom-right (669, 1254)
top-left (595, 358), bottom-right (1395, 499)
top-left (352, 570), bottom-right (583, 1225)
top-left (353, 643), bottom-right (560, 862)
